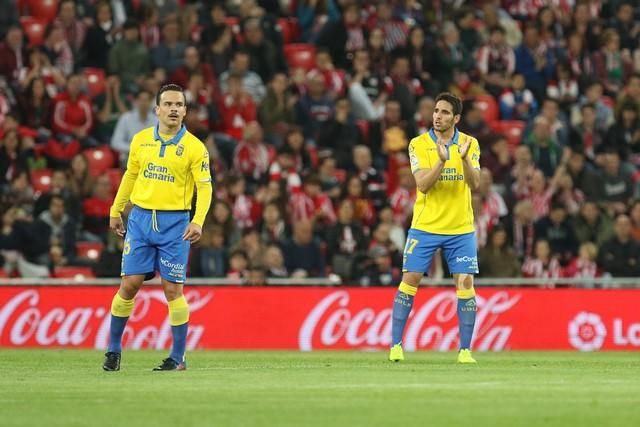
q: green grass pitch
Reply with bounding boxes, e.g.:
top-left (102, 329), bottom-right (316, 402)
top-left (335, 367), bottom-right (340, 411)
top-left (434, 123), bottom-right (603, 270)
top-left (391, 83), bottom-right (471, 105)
top-left (1, 350), bottom-right (639, 427)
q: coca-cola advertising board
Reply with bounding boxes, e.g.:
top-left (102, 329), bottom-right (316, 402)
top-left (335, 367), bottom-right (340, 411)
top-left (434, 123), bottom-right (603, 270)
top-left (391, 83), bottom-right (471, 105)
top-left (1, 286), bottom-right (639, 351)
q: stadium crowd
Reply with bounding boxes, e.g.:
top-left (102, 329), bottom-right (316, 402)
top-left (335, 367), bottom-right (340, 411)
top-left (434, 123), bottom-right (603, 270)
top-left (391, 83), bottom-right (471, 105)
top-left (1, 0), bottom-right (640, 284)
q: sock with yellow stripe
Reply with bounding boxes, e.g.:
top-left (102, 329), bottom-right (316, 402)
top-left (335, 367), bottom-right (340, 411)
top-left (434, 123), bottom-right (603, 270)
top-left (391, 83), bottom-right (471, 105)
top-left (168, 295), bottom-right (190, 363)
top-left (457, 288), bottom-right (477, 350)
top-left (108, 293), bottom-right (135, 353)
top-left (391, 282), bottom-right (418, 346)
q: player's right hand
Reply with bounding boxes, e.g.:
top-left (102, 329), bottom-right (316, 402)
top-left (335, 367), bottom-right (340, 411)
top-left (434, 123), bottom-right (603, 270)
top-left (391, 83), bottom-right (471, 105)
top-left (110, 216), bottom-right (125, 237)
top-left (436, 139), bottom-right (448, 162)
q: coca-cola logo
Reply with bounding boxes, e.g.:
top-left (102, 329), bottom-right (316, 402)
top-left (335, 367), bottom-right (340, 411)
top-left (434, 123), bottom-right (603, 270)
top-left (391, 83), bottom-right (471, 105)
top-left (0, 290), bottom-right (213, 349)
top-left (298, 291), bottom-right (520, 351)
top-left (568, 311), bottom-right (607, 351)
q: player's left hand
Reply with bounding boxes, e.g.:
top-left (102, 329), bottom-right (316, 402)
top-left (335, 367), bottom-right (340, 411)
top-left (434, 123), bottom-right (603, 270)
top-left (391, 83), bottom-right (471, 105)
top-left (182, 223), bottom-right (203, 243)
top-left (459, 136), bottom-right (472, 159)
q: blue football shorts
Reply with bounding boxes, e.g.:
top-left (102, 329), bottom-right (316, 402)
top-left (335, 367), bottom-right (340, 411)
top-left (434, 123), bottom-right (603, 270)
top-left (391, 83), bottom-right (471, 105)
top-left (121, 206), bottom-right (191, 283)
top-left (402, 228), bottom-right (479, 275)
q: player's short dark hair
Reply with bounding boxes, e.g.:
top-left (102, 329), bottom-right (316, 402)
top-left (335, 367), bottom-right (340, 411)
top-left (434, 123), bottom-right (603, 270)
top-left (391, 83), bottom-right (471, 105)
top-left (435, 92), bottom-right (463, 116)
top-left (156, 84), bottom-right (185, 106)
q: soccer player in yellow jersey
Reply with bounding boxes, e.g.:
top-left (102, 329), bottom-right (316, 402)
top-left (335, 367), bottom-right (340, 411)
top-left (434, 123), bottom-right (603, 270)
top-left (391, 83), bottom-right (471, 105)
top-left (103, 84), bottom-right (213, 371)
top-left (389, 93), bottom-right (481, 364)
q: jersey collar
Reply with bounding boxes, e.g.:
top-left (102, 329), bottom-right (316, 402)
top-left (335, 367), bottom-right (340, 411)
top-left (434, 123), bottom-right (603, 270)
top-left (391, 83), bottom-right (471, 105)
top-left (154, 123), bottom-right (187, 145)
top-left (428, 127), bottom-right (460, 145)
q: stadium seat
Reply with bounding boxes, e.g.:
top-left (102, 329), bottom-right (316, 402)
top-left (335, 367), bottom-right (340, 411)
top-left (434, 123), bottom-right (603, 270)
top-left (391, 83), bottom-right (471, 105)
top-left (472, 94), bottom-right (499, 125)
top-left (491, 120), bottom-right (526, 150)
top-left (277, 18), bottom-right (300, 44)
top-left (20, 16), bottom-right (47, 47)
top-left (82, 67), bottom-right (106, 98)
top-left (27, 0), bottom-right (59, 22)
top-left (30, 168), bottom-right (53, 194)
top-left (54, 266), bottom-right (96, 280)
top-left (284, 44), bottom-right (316, 71)
top-left (83, 147), bottom-right (116, 177)
top-left (105, 168), bottom-right (123, 194)
top-left (75, 241), bottom-right (105, 261)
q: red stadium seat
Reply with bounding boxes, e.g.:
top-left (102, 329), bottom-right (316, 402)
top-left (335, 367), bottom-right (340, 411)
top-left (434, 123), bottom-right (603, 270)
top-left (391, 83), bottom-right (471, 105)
top-left (27, 0), bottom-right (60, 22)
top-left (105, 168), bottom-right (123, 194)
top-left (30, 168), bottom-right (53, 194)
top-left (284, 44), bottom-right (316, 71)
top-left (54, 266), bottom-right (96, 279)
top-left (76, 241), bottom-right (105, 261)
top-left (20, 16), bottom-right (47, 47)
top-left (473, 94), bottom-right (499, 125)
top-left (83, 147), bottom-right (116, 177)
top-left (491, 120), bottom-right (526, 150)
top-left (83, 67), bottom-right (106, 98)
top-left (277, 18), bottom-right (300, 44)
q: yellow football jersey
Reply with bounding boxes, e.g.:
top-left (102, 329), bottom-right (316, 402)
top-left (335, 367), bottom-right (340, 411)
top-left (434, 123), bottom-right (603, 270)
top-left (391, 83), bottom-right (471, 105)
top-left (110, 125), bottom-right (212, 225)
top-left (408, 128), bottom-right (480, 235)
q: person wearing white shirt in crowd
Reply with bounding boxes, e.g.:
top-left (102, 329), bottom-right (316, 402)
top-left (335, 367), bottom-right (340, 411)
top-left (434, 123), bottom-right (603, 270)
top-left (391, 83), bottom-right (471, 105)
top-left (110, 89), bottom-right (156, 166)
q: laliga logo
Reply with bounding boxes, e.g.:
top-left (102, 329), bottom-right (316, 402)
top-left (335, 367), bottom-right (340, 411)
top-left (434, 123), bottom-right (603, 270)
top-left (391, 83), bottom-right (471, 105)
top-left (568, 311), bottom-right (607, 351)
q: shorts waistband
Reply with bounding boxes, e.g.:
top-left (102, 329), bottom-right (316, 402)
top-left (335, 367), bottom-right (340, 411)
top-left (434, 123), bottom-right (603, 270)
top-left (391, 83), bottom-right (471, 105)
top-left (133, 205), bottom-right (190, 214)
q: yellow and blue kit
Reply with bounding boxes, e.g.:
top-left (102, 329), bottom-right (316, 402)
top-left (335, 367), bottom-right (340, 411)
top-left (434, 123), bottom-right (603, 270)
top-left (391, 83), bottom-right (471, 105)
top-left (110, 124), bottom-right (213, 283)
top-left (404, 128), bottom-right (480, 274)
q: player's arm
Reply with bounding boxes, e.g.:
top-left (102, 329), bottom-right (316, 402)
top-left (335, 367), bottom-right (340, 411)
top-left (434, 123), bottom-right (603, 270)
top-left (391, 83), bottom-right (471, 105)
top-left (459, 136), bottom-right (480, 191)
top-left (183, 144), bottom-right (213, 242)
top-left (410, 139), bottom-right (447, 193)
top-left (109, 136), bottom-right (141, 236)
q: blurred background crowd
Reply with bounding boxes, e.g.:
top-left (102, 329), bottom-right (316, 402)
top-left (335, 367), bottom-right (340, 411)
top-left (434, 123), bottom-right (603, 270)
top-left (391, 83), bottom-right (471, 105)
top-left (1, 0), bottom-right (640, 285)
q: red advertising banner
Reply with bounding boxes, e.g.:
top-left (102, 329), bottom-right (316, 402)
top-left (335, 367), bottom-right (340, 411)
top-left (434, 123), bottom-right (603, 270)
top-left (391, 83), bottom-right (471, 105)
top-left (0, 286), bottom-right (639, 351)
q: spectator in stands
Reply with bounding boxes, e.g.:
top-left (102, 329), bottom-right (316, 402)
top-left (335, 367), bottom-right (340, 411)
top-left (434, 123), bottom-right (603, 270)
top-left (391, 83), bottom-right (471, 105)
top-left (296, 0), bottom-right (340, 43)
top-left (359, 245), bottom-right (401, 286)
top-left (616, 73), bottom-right (640, 116)
top-left (508, 199), bottom-right (536, 260)
top-left (259, 202), bottom-right (289, 246)
top-left (289, 174), bottom-right (336, 226)
top-left (367, 2), bottom-right (408, 51)
top-left (598, 214), bottom-right (640, 277)
top-left (385, 56), bottom-right (424, 122)
top-left (94, 234), bottom-right (125, 278)
top-left (0, 130), bottom-right (33, 186)
top-left (17, 77), bottom-right (53, 132)
top-left (455, 7), bottom-right (481, 53)
top-left (208, 199), bottom-right (240, 247)
top-left (563, 242), bottom-right (602, 280)
top-left (351, 145), bottom-right (386, 210)
top-left (318, 96), bottom-right (360, 169)
top-left (110, 89), bottom-right (155, 165)
top-left (307, 48), bottom-right (345, 99)
top-left (458, 99), bottom-right (491, 144)
top-left (342, 175), bottom-right (375, 228)
top-left (263, 244), bottom-right (288, 278)
top-left (316, 2), bottom-right (365, 69)
top-left (570, 103), bottom-right (606, 161)
top-left (150, 18), bottom-right (186, 75)
top-left (630, 200), bottom-right (640, 241)
top-left (606, 103), bottom-right (640, 160)
top-left (32, 195), bottom-right (77, 267)
top-left (546, 62), bottom-right (579, 113)
top-left (33, 169), bottom-right (81, 223)
top-left (81, 1), bottom-right (116, 70)
top-left (564, 148), bottom-right (599, 200)
top-left (318, 155), bottom-right (341, 200)
top-left (478, 2), bottom-right (522, 49)
top-left (225, 173), bottom-right (262, 229)
top-left (405, 26), bottom-right (438, 98)
top-left (515, 24), bottom-right (555, 102)
top-left (55, 0), bottom-right (87, 55)
top-left (0, 26), bottom-right (25, 84)
top-left (1, 171), bottom-right (34, 216)
top-left (535, 202), bottom-right (578, 265)
top-left (233, 121), bottom-right (270, 187)
top-left (366, 27), bottom-right (390, 76)
top-left (414, 96), bottom-right (434, 135)
top-left (42, 23), bottom-right (74, 77)
top-left (220, 49), bottom-right (266, 103)
top-left (479, 224), bottom-right (521, 278)
top-left (282, 220), bottom-right (326, 278)
top-left (389, 166), bottom-right (416, 227)
top-left (499, 73), bottom-right (538, 121)
top-left (171, 47), bottom-right (217, 98)
top-left (246, 265), bottom-right (268, 285)
top-left (592, 29), bottom-right (633, 96)
top-left (325, 199), bottom-right (368, 281)
top-left (269, 145), bottom-right (301, 194)
top-left (282, 126), bottom-right (313, 174)
top-left (217, 74), bottom-right (257, 144)
top-left (226, 248), bottom-right (249, 280)
top-left (295, 72), bottom-right (334, 142)
top-left (432, 21), bottom-right (476, 96)
top-left (596, 150), bottom-right (634, 216)
top-left (521, 239), bottom-right (561, 283)
top-left (241, 17), bottom-right (286, 83)
top-left (562, 32), bottom-right (593, 87)
top-left (478, 168), bottom-right (509, 226)
top-left (81, 174), bottom-right (112, 241)
top-left (108, 19), bottom-right (150, 92)
top-left (482, 135), bottom-right (512, 190)
top-left (94, 75), bottom-right (129, 144)
top-left (233, 227), bottom-right (266, 268)
top-left (259, 73), bottom-right (297, 143)
top-left (570, 81), bottom-right (614, 133)
top-left (476, 25), bottom-right (516, 98)
top-left (368, 98), bottom-right (416, 163)
top-left (368, 221), bottom-right (402, 266)
top-left (67, 153), bottom-right (94, 198)
top-left (52, 74), bottom-right (95, 147)
top-left (524, 116), bottom-right (562, 177)
top-left (539, 97), bottom-right (570, 147)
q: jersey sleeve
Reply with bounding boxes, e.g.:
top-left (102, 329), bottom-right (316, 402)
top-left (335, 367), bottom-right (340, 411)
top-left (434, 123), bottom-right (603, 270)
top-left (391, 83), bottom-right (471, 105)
top-left (409, 138), bottom-right (431, 174)
top-left (190, 140), bottom-right (213, 226)
top-left (469, 138), bottom-right (481, 169)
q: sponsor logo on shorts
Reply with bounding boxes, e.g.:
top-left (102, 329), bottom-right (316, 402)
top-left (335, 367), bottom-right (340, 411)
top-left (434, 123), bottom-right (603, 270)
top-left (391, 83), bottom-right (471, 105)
top-left (160, 257), bottom-right (186, 278)
top-left (455, 256), bottom-right (477, 263)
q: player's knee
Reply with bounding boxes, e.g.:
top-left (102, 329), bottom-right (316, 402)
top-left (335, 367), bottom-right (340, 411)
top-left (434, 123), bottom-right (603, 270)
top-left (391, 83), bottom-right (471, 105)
top-left (120, 276), bottom-right (144, 299)
top-left (454, 274), bottom-right (474, 290)
top-left (162, 283), bottom-right (183, 301)
top-left (401, 272), bottom-right (422, 287)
